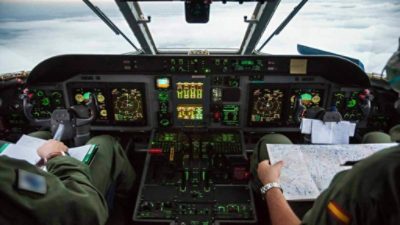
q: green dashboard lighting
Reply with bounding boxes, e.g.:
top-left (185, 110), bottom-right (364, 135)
top-left (240, 60), bottom-right (254, 66)
top-left (300, 93), bottom-right (312, 101)
top-left (347, 99), bottom-right (357, 108)
top-left (37, 90), bottom-right (44, 97)
top-left (158, 91), bottom-right (169, 102)
top-left (41, 97), bottom-right (50, 106)
top-left (160, 119), bottom-right (170, 127)
top-left (83, 92), bottom-right (91, 100)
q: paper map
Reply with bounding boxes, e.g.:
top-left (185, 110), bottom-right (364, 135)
top-left (266, 143), bottom-right (398, 201)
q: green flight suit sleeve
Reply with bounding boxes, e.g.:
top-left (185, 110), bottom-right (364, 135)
top-left (0, 155), bottom-right (108, 225)
top-left (301, 146), bottom-right (400, 225)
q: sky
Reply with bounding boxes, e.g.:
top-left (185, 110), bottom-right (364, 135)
top-left (0, 0), bottom-right (399, 74)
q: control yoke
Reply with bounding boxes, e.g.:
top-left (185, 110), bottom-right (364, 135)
top-left (22, 91), bottom-right (98, 144)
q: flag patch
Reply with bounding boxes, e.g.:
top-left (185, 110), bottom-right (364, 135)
top-left (327, 201), bottom-right (350, 224)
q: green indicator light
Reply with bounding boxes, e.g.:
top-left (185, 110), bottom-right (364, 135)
top-left (160, 119), bottom-right (170, 126)
top-left (41, 97), bottom-right (50, 106)
top-left (37, 90), bottom-right (44, 97)
top-left (185, 170), bottom-right (189, 180)
top-left (300, 93), bottom-right (312, 101)
top-left (240, 60), bottom-right (254, 66)
top-left (158, 91), bottom-right (169, 102)
top-left (83, 92), bottom-right (91, 100)
top-left (347, 99), bottom-right (357, 108)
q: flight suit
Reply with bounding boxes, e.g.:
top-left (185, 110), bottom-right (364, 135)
top-left (250, 131), bottom-right (395, 191)
top-left (301, 145), bottom-right (400, 225)
top-left (389, 124), bottom-right (400, 142)
top-left (0, 133), bottom-right (135, 225)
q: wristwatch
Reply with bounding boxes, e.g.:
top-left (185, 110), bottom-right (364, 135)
top-left (260, 182), bottom-right (282, 195)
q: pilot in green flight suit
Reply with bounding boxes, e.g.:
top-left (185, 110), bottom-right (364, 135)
top-left (0, 132), bottom-right (135, 225)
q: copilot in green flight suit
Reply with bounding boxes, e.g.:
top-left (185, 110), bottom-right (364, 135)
top-left (0, 133), bottom-right (135, 225)
top-left (301, 145), bottom-right (400, 225)
top-left (251, 133), bottom-right (400, 225)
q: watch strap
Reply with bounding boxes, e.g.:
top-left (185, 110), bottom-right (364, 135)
top-left (260, 182), bottom-right (282, 195)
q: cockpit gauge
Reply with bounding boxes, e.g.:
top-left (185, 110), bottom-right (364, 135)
top-left (75, 93), bottom-right (84, 103)
top-left (111, 88), bottom-right (145, 122)
top-left (248, 88), bottom-right (284, 125)
top-left (332, 92), bottom-right (346, 109)
top-left (343, 91), bottom-right (364, 121)
top-left (72, 88), bottom-right (108, 121)
top-left (222, 104), bottom-right (240, 126)
top-left (288, 89), bottom-right (324, 124)
top-left (29, 89), bottom-right (64, 119)
top-left (290, 91), bottom-right (322, 108)
top-left (332, 91), bottom-right (366, 121)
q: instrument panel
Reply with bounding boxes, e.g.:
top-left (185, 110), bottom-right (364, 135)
top-left (2, 54), bottom-right (397, 224)
top-left (27, 88), bottom-right (65, 119)
top-left (8, 54), bottom-right (375, 133)
top-left (22, 74), bottom-right (371, 133)
top-left (67, 83), bottom-right (147, 126)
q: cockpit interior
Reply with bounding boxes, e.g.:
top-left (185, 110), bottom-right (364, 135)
top-left (1, 1), bottom-right (399, 225)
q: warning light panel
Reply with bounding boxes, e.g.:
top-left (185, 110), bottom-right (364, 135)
top-left (176, 82), bottom-right (203, 100)
top-left (177, 104), bottom-right (203, 120)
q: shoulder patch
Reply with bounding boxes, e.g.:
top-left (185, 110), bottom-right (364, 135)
top-left (327, 201), bottom-right (351, 224)
top-left (17, 169), bottom-right (47, 195)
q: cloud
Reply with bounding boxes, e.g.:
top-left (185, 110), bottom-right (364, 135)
top-left (259, 0), bottom-right (400, 73)
top-left (0, 0), bottom-right (399, 74)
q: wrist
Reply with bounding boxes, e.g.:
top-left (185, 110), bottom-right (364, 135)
top-left (44, 151), bottom-right (66, 163)
top-left (265, 187), bottom-right (282, 199)
top-left (260, 182), bottom-right (282, 195)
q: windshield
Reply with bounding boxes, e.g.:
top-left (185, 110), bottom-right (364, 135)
top-left (0, 0), bottom-right (399, 74)
top-left (141, 2), bottom-right (256, 50)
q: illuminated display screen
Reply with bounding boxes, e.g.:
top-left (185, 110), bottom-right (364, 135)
top-left (222, 105), bottom-right (240, 126)
top-left (73, 88), bottom-right (108, 120)
top-left (30, 89), bottom-right (64, 119)
top-left (176, 82), bottom-right (203, 100)
top-left (177, 104), bottom-right (203, 120)
top-left (288, 89), bottom-right (324, 123)
top-left (156, 77), bottom-right (170, 89)
top-left (333, 91), bottom-right (364, 121)
top-left (211, 87), bottom-right (222, 103)
top-left (249, 88), bottom-right (284, 124)
top-left (290, 89), bottom-right (323, 109)
top-left (112, 88), bottom-right (145, 122)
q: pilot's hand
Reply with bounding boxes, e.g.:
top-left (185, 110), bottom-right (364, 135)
top-left (37, 140), bottom-right (68, 161)
top-left (257, 160), bottom-right (284, 185)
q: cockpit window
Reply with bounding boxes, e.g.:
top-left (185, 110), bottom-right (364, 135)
top-left (0, 0), bottom-right (399, 74)
top-left (141, 2), bottom-right (256, 50)
top-left (257, 0), bottom-right (400, 74)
